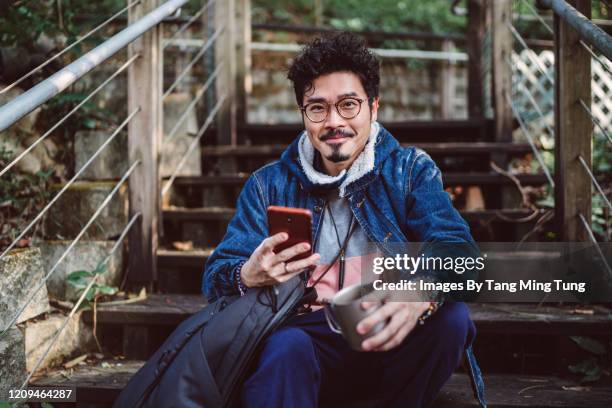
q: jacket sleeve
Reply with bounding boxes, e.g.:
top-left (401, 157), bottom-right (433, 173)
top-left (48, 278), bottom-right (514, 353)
top-left (404, 150), bottom-right (481, 301)
top-left (202, 173), bottom-right (269, 303)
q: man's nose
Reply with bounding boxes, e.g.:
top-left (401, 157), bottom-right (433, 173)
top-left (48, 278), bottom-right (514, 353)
top-left (324, 105), bottom-right (346, 129)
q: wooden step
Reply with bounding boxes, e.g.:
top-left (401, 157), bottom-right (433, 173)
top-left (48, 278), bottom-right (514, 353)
top-left (201, 142), bottom-right (534, 157)
top-left (32, 360), bottom-right (612, 407)
top-left (82, 295), bottom-right (612, 336)
top-left (162, 207), bottom-right (548, 223)
top-left (158, 247), bottom-right (214, 268)
top-left (169, 172), bottom-right (549, 188)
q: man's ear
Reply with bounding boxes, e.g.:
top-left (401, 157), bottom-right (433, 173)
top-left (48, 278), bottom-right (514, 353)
top-left (370, 97), bottom-right (380, 122)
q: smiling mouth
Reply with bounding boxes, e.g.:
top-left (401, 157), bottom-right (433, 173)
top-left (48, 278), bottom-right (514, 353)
top-left (324, 135), bottom-right (348, 144)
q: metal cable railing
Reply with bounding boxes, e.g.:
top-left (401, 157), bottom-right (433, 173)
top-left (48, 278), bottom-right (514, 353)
top-left (508, 22), bottom-right (555, 85)
top-left (0, 54), bottom-right (140, 178)
top-left (162, 92), bottom-right (228, 196)
top-left (520, 0), bottom-right (554, 35)
top-left (521, 0), bottom-right (612, 76)
top-left (163, 0), bottom-right (216, 50)
top-left (0, 0), bottom-right (142, 96)
top-left (577, 155), bottom-right (612, 212)
top-left (515, 0), bottom-right (611, 252)
top-left (164, 59), bottom-right (225, 144)
top-left (505, 91), bottom-right (555, 188)
top-left (0, 153), bottom-right (140, 336)
top-left (0, 0), bottom-right (189, 132)
top-left (511, 64), bottom-right (555, 137)
top-left (20, 211), bottom-right (142, 389)
top-left (163, 25), bottom-right (224, 99)
top-left (578, 213), bottom-right (612, 277)
top-left (0, 107), bottom-right (140, 261)
top-left (0, 160), bottom-right (140, 338)
top-left (578, 99), bottom-right (612, 144)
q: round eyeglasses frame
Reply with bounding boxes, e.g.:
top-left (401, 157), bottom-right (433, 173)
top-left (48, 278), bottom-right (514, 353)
top-left (299, 97), bottom-right (365, 123)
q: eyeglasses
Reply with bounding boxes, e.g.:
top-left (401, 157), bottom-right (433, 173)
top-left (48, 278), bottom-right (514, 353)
top-left (300, 97), bottom-right (365, 123)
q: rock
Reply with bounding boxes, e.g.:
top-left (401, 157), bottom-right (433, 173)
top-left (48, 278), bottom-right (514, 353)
top-left (0, 327), bottom-right (26, 401)
top-left (161, 92), bottom-right (201, 178)
top-left (39, 240), bottom-right (123, 302)
top-left (24, 311), bottom-right (94, 374)
top-left (0, 248), bottom-right (51, 330)
top-left (43, 181), bottom-right (128, 240)
top-left (74, 130), bottom-right (128, 180)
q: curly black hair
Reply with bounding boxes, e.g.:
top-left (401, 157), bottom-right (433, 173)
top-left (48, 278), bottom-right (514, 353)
top-left (287, 32), bottom-right (380, 108)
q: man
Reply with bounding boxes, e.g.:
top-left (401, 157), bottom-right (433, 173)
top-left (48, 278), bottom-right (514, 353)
top-left (203, 32), bottom-right (485, 407)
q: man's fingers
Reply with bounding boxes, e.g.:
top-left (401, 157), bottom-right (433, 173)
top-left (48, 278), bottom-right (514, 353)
top-left (272, 242), bottom-right (311, 264)
top-left (261, 232), bottom-right (289, 251)
top-left (285, 253), bottom-right (320, 272)
top-left (356, 302), bottom-right (399, 336)
top-left (362, 311), bottom-right (406, 351)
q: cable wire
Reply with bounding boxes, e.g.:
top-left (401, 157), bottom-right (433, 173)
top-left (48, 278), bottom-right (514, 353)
top-left (164, 60), bottom-right (224, 143)
top-left (578, 213), bottom-right (612, 278)
top-left (505, 91), bottom-right (556, 188)
top-left (577, 155), bottom-right (612, 212)
top-left (0, 54), bottom-right (139, 179)
top-left (578, 98), bottom-right (612, 144)
top-left (162, 25), bottom-right (224, 99)
top-left (0, 108), bottom-right (140, 262)
top-left (508, 23), bottom-right (555, 86)
top-left (520, 0), bottom-right (554, 35)
top-left (0, 0), bottom-right (142, 96)
top-left (162, 93), bottom-right (227, 196)
top-left (20, 211), bottom-right (141, 388)
top-left (0, 161), bottom-right (140, 338)
top-left (163, 0), bottom-right (216, 50)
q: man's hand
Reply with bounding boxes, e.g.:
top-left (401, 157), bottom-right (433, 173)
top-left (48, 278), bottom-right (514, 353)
top-left (240, 232), bottom-right (320, 288)
top-left (356, 301), bottom-right (430, 352)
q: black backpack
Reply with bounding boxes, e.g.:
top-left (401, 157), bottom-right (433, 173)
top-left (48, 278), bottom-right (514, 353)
top-left (113, 276), bottom-right (310, 408)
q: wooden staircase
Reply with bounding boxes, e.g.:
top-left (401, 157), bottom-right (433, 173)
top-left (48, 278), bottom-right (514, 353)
top-left (32, 120), bottom-right (612, 407)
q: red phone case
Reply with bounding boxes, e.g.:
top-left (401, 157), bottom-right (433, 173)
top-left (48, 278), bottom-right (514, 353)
top-left (267, 206), bottom-right (313, 262)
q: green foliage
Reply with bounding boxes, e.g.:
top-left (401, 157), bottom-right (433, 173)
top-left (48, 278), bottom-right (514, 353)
top-left (253, 0), bottom-right (465, 35)
top-left (66, 262), bottom-right (118, 306)
top-left (568, 336), bottom-right (611, 383)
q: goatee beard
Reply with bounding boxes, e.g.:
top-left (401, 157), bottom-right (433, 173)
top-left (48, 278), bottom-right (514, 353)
top-left (326, 144), bottom-right (350, 163)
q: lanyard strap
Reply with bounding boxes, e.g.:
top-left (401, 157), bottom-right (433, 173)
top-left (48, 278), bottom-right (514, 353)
top-left (307, 204), bottom-right (357, 290)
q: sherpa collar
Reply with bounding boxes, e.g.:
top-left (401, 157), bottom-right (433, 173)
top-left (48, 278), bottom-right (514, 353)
top-left (279, 122), bottom-right (400, 197)
top-left (296, 122), bottom-right (380, 197)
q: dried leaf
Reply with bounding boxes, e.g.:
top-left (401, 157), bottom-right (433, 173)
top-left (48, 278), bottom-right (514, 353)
top-left (172, 240), bottom-right (194, 251)
top-left (562, 385), bottom-right (591, 391)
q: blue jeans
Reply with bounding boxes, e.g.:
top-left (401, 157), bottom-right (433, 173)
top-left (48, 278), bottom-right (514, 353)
top-left (241, 302), bottom-right (477, 408)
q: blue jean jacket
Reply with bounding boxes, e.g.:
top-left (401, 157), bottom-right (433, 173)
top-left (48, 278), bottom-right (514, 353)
top-left (202, 125), bottom-right (487, 406)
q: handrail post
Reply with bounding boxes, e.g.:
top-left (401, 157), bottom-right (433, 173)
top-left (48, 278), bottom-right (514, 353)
top-left (236, 0), bottom-right (251, 141)
top-left (467, 0), bottom-right (487, 119)
top-left (127, 0), bottom-right (162, 289)
top-left (490, 0), bottom-right (514, 210)
top-left (554, 0), bottom-right (592, 241)
top-left (440, 39), bottom-right (456, 119)
top-left (491, 0), bottom-right (513, 146)
top-left (215, 0), bottom-right (237, 146)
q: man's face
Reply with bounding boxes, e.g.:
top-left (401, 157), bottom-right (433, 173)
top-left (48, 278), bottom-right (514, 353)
top-left (301, 72), bottom-right (379, 171)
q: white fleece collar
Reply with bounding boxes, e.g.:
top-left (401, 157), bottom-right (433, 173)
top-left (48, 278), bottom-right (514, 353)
top-left (297, 121), bottom-right (380, 197)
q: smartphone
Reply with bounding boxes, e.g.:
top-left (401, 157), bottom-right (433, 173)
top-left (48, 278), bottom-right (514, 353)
top-left (267, 206), bottom-right (313, 263)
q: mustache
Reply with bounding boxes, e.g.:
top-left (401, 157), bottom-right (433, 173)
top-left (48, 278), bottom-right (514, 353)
top-left (319, 129), bottom-right (355, 141)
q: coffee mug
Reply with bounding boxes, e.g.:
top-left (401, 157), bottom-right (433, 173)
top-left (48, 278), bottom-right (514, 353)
top-left (323, 282), bottom-right (388, 351)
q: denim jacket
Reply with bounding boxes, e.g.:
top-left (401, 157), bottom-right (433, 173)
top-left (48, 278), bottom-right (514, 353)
top-left (203, 124), bottom-right (481, 300)
top-left (202, 124), bottom-right (486, 406)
